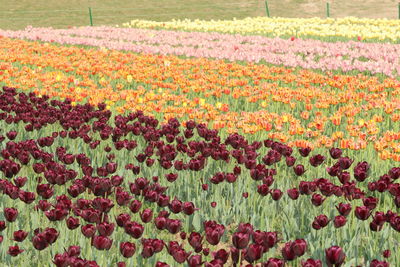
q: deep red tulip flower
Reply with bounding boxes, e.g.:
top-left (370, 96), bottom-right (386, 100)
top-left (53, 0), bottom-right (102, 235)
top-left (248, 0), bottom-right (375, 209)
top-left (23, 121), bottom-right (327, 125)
top-left (383, 249), bottom-right (391, 258)
top-left (169, 197), bottom-right (182, 213)
top-left (66, 216), bottom-right (80, 230)
top-left (166, 219), bottom-right (182, 234)
top-left (338, 157), bottom-right (353, 170)
top-left (120, 242), bottom-right (136, 258)
top-left (43, 227), bottom-right (58, 244)
top-left (155, 261), bottom-right (170, 267)
top-left (281, 242), bottom-right (297, 261)
top-left (92, 235), bottom-right (113, 250)
top-left (66, 245), bottom-right (81, 257)
top-left (293, 164), bottom-right (306, 176)
top-left (4, 207), bottom-right (18, 222)
top-left (187, 254), bottom-right (203, 267)
top-left (336, 203), bottom-right (352, 216)
top-left (8, 245), bottom-right (24, 256)
top-left (13, 177), bottom-right (27, 188)
top-left (213, 248), bottom-right (229, 264)
top-left (370, 260), bottom-right (389, 267)
top-left (355, 206), bottom-right (371, 220)
top-left (329, 148), bottom-right (342, 159)
top-left (117, 262), bottom-right (126, 267)
top-left (286, 156), bottom-right (296, 167)
top-left (140, 209), bottom-right (153, 223)
top-left (291, 239), bottom-right (307, 257)
top-left (257, 184), bottom-right (270, 196)
top-left (287, 188), bottom-right (300, 200)
top-left (311, 194), bottom-right (325, 206)
top-left (0, 221), bottom-right (6, 231)
top-left (81, 224), bottom-right (96, 238)
top-left (182, 202), bottom-right (196, 215)
top-left (299, 147), bottom-right (311, 157)
top-left (232, 232), bottom-right (250, 249)
top-left (129, 200), bottom-right (142, 213)
top-left (363, 197), bottom-right (378, 210)
top-left (124, 221), bottom-right (144, 239)
top-left (263, 258), bottom-right (285, 267)
top-left (309, 154), bottom-right (325, 167)
top-left (333, 216), bottom-right (347, 228)
top-left (312, 214), bottom-right (330, 229)
top-left (154, 216), bottom-right (167, 230)
top-left (13, 230), bottom-right (28, 242)
top-left (188, 232), bottom-right (203, 252)
top-left (301, 258), bottom-right (322, 267)
top-left (32, 233), bottom-right (49, 250)
top-left (271, 189), bottom-right (283, 201)
top-left (97, 222), bottom-right (115, 236)
top-left (242, 192), bottom-right (249, 198)
top-left (202, 184), bottom-right (209, 191)
top-left (244, 244), bottom-right (264, 263)
top-left (210, 202), bottom-right (217, 208)
top-left (325, 246), bottom-right (345, 267)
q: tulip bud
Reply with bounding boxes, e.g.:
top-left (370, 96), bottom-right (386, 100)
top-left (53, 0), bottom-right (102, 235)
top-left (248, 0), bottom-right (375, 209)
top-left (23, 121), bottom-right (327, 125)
top-left (120, 242), bottom-right (136, 258)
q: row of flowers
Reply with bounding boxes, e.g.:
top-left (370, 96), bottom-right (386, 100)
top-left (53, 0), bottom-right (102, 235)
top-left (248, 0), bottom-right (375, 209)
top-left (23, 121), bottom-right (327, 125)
top-left (0, 86), bottom-right (397, 266)
top-left (1, 38), bottom-right (400, 161)
top-left (1, 26), bottom-right (400, 77)
top-left (120, 17), bottom-right (400, 42)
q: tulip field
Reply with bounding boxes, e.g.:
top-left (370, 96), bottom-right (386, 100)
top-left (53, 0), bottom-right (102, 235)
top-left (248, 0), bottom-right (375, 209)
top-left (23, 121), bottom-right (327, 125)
top-left (1, 16), bottom-right (400, 267)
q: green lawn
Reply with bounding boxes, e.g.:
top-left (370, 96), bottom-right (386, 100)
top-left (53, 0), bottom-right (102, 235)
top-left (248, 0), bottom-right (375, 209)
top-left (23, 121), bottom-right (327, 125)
top-left (1, 0), bottom-right (399, 30)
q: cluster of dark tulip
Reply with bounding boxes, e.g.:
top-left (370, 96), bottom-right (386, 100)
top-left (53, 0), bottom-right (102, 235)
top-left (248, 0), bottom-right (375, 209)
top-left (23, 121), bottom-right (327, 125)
top-left (0, 86), bottom-right (396, 266)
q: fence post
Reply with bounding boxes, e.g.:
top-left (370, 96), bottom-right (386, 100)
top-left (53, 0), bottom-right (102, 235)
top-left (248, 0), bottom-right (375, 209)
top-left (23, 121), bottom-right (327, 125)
top-left (265, 0), bottom-right (270, 17)
top-left (326, 2), bottom-right (330, 18)
top-left (88, 7), bottom-right (93, 26)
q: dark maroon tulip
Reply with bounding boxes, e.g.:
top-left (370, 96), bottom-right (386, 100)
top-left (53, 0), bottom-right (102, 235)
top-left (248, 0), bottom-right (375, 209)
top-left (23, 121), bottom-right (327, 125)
top-left (6, 130), bottom-right (17, 140)
top-left (129, 200), bottom-right (142, 213)
top-left (81, 224), bottom-right (96, 238)
top-left (92, 235), bottom-right (113, 250)
top-left (281, 242), bottom-right (296, 261)
top-left (140, 209), bottom-right (153, 223)
top-left (169, 197), bottom-right (182, 213)
top-left (291, 239), bottom-right (307, 257)
top-left (363, 197), bottom-right (378, 210)
top-left (309, 154), bottom-right (325, 167)
top-left (232, 232), bottom-right (250, 249)
top-left (43, 228), bottom-right (58, 244)
top-left (337, 171), bottom-right (351, 184)
top-left (313, 214), bottom-right (330, 229)
top-left (293, 164), bottom-right (306, 176)
top-left (243, 192), bottom-right (249, 198)
top-left (166, 219), bottom-right (182, 234)
top-left (263, 258), bottom-right (285, 267)
top-left (271, 189), bottom-right (283, 201)
top-left (182, 202), bottom-right (196, 215)
top-left (0, 221), bottom-right (6, 231)
top-left (180, 232), bottom-right (187, 240)
top-left (329, 148), bottom-right (342, 159)
top-left (124, 221), bottom-right (144, 239)
top-left (210, 202), bottom-right (217, 208)
top-left (383, 249), bottom-right (391, 258)
top-left (32, 233), bottom-right (49, 250)
top-left (13, 230), bottom-right (28, 242)
top-left (4, 207), bottom-right (18, 222)
top-left (155, 262), bottom-right (170, 267)
top-left (97, 222), bottom-right (115, 236)
top-left (66, 216), bottom-right (80, 230)
top-left (287, 188), bottom-right (300, 200)
top-left (258, 184), bottom-right (270, 196)
top-left (202, 184), bottom-right (209, 191)
top-left (189, 232), bottom-right (203, 252)
top-left (355, 206), bottom-right (371, 220)
top-left (333, 216), bottom-right (347, 228)
top-left (338, 157), bottom-right (353, 170)
top-left (154, 216), bottom-right (167, 230)
top-left (187, 254), bottom-right (203, 267)
top-left (336, 203), bottom-right (352, 216)
top-left (299, 147), bottom-right (311, 157)
top-left (244, 244), bottom-right (264, 263)
top-left (286, 156), bottom-right (296, 167)
top-left (213, 248), bottom-right (229, 264)
top-left (301, 258), bottom-right (323, 267)
top-left (8, 245), bottom-right (24, 256)
top-left (325, 246), bottom-right (345, 267)
top-left (120, 242), bottom-right (136, 258)
top-left (117, 262), bottom-right (126, 267)
top-left (311, 194), bottom-right (325, 206)
top-left (13, 177), bottom-right (27, 188)
top-left (67, 245), bottom-right (81, 257)
top-left (116, 213), bottom-right (131, 228)
top-left (370, 259), bottom-right (389, 267)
